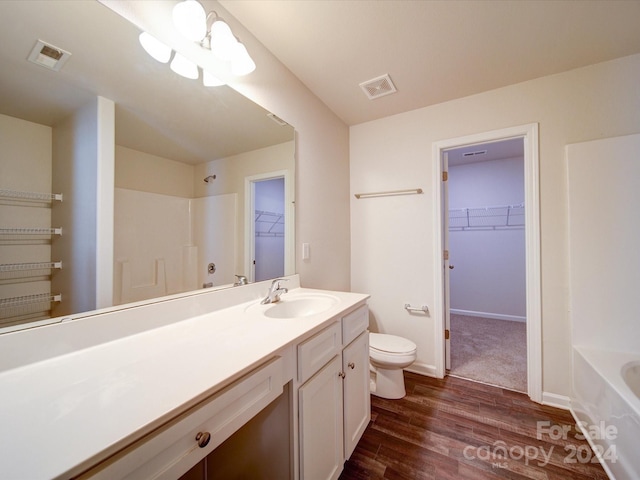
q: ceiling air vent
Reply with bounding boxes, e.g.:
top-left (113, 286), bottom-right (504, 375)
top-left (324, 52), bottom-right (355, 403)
top-left (27, 40), bottom-right (71, 71)
top-left (359, 74), bottom-right (397, 100)
top-left (463, 150), bottom-right (488, 157)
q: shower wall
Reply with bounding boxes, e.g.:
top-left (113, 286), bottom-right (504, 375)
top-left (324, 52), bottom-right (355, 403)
top-left (567, 133), bottom-right (640, 353)
top-left (113, 188), bottom-right (237, 305)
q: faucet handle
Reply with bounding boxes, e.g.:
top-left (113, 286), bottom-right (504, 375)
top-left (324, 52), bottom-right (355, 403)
top-left (234, 275), bottom-right (248, 286)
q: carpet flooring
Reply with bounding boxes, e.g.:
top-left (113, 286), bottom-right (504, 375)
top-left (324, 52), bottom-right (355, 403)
top-left (449, 314), bottom-right (527, 392)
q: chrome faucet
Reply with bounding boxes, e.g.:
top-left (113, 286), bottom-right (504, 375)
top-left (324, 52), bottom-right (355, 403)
top-left (234, 275), bottom-right (248, 286)
top-left (261, 278), bottom-right (289, 304)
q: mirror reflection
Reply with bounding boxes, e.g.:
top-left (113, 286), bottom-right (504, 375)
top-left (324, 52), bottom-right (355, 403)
top-left (0, 0), bottom-right (295, 332)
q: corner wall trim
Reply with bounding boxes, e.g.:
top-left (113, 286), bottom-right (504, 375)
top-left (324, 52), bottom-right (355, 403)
top-left (542, 392), bottom-right (571, 410)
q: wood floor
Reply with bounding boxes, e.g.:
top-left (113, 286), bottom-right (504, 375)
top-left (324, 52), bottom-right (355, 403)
top-left (340, 372), bottom-right (609, 480)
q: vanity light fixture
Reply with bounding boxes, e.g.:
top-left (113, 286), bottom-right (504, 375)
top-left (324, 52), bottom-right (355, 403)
top-left (203, 70), bottom-right (225, 86)
top-left (170, 52), bottom-right (199, 79)
top-left (138, 32), bottom-right (171, 63)
top-left (138, 1), bottom-right (254, 86)
top-left (171, 0), bottom-right (256, 75)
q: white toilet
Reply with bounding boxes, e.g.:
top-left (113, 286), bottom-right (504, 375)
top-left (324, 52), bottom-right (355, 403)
top-left (369, 332), bottom-right (417, 399)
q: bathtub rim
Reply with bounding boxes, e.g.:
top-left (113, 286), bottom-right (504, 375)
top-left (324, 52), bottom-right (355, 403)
top-left (573, 345), bottom-right (640, 419)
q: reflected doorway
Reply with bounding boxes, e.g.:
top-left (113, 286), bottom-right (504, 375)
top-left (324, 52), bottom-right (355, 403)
top-left (254, 177), bottom-right (285, 281)
top-left (245, 171), bottom-right (293, 282)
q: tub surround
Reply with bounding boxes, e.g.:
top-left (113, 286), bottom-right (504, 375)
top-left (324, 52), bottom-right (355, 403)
top-left (0, 276), bottom-right (369, 479)
top-left (567, 134), bottom-right (640, 479)
top-left (572, 346), bottom-right (640, 480)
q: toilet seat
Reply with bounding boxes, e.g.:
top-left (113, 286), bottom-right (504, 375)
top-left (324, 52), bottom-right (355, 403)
top-left (370, 333), bottom-right (416, 355)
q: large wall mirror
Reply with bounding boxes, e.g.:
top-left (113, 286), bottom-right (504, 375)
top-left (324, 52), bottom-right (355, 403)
top-left (0, 0), bottom-right (295, 333)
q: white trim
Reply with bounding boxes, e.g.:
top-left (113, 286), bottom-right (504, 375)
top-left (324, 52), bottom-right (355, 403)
top-left (542, 392), bottom-right (571, 410)
top-left (432, 123), bottom-right (542, 403)
top-left (243, 170), bottom-right (295, 282)
top-left (405, 362), bottom-right (438, 378)
top-left (450, 309), bottom-right (526, 323)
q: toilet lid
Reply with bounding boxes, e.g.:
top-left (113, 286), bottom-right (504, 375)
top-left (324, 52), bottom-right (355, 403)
top-left (370, 333), bottom-right (417, 354)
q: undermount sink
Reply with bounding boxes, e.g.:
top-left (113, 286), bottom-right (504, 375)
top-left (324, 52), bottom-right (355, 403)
top-left (256, 294), bottom-right (339, 319)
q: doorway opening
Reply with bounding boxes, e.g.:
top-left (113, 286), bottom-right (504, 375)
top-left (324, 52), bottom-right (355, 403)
top-left (432, 123), bottom-right (541, 402)
top-left (445, 138), bottom-right (527, 392)
top-left (244, 170), bottom-right (294, 283)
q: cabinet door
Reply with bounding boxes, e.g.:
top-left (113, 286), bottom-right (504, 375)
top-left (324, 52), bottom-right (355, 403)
top-left (299, 355), bottom-right (344, 480)
top-left (342, 331), bottom-right (370, 459)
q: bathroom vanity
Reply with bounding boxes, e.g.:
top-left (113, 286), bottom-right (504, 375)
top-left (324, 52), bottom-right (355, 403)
top-left (0, 276), bottom-right (370, 479)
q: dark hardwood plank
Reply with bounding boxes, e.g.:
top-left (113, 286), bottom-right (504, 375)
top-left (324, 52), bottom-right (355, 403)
top-left (340, 373), bottom-right (609, 480)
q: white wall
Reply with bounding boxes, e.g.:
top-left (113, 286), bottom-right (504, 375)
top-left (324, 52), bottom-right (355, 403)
top-left (0, 114), bottom-right (52, 325)
top-left (449, 157), bottom-right (526, 320)
top-left (51, 97), bottom-right (114, 316)
top-left (350, 54), bottom-right (640, 396)
top-left (567, 133), bottom-right (640, 354)
top-left (115, 145), bottom-right (194, 198)
top-left (211, 3), bottom-right (352, 291)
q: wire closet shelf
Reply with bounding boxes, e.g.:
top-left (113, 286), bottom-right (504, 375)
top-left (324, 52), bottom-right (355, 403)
top-left (449, 203), bottom-right (524, 231)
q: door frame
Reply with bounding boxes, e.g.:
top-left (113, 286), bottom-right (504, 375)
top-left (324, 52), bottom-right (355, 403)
top-left (244, 170), bottom-right (295, 282)
top-left (432, 123), bottom-right (542, 402)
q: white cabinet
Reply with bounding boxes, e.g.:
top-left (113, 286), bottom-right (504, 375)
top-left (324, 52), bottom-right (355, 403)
top-left (299, 354), bottom-right (344, 480)
top-left (342, 330), bottom-right (370, 459)
top-left (298, 304), bottom-right (370, 480)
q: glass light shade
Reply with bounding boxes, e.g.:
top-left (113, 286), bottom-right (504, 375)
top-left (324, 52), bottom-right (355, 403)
top-left (203, 70), bottom-right (225, 87)
top-left (139, 32), bottom-right (171, 63)
top-left (172, 0), bottom-right (207, 42)
top-left (170, 53), bottom-right (199, 79)
top-left (209, 19), bottom-right (238, 61)
top-left (231, 43), bottom-right (256, 76)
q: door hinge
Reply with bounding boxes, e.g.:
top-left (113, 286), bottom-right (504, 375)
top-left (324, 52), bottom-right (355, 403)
top-left (445, 329), bottom-right (450, 340)
top-left (444, 250), bottom-right (449, 261)
top-left (442, 171), bottom-right (448, 182)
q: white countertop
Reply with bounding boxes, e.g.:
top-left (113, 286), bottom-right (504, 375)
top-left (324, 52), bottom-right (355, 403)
top-left (0, 286), bottom-right (368, 479)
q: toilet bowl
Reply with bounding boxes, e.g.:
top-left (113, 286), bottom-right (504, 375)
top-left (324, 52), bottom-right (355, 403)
top-left (369, 332), bottom-right (417, 399)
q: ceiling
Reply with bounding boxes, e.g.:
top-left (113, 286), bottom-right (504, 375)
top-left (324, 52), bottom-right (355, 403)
top-left (220, 0), bottom-right (640, 126)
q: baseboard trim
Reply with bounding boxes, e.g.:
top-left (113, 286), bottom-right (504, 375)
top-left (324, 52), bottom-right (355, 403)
top-left (541, 391), bottom-right (571, 410)
top-left (450, 309), bottom-right (526, 323)
top-left (405, 362), bottom-right (439, 378)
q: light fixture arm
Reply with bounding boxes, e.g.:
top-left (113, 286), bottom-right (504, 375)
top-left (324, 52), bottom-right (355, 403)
top-left (199, 11), bottom-right (219, 49)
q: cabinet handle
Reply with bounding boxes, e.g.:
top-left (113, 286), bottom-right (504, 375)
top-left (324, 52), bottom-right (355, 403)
top-left (348, 362), bottom-right (355, 369)
top-left (338, 371), bottom-right (346, 379)
top-left (195, 431), bottom-right (211, 448)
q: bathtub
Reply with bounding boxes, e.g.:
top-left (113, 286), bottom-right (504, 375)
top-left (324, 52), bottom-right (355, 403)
top-left (572, 346), bottom-right (640, 480)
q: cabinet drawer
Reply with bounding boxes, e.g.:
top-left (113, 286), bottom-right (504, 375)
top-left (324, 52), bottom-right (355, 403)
top-left (298, 322), bottom-right (341, 383)
top-left (342, 304), bottom-right (369, 346)
top-left (82, 356), bottom-right (283, 480)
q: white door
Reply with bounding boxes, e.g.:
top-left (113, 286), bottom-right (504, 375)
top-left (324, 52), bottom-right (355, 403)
top-left (442, 152), bottom-right (452, 370)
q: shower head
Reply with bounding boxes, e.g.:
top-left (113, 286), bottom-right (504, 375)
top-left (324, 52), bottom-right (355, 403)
top-left (204, 175), bottom-right (216, 183)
